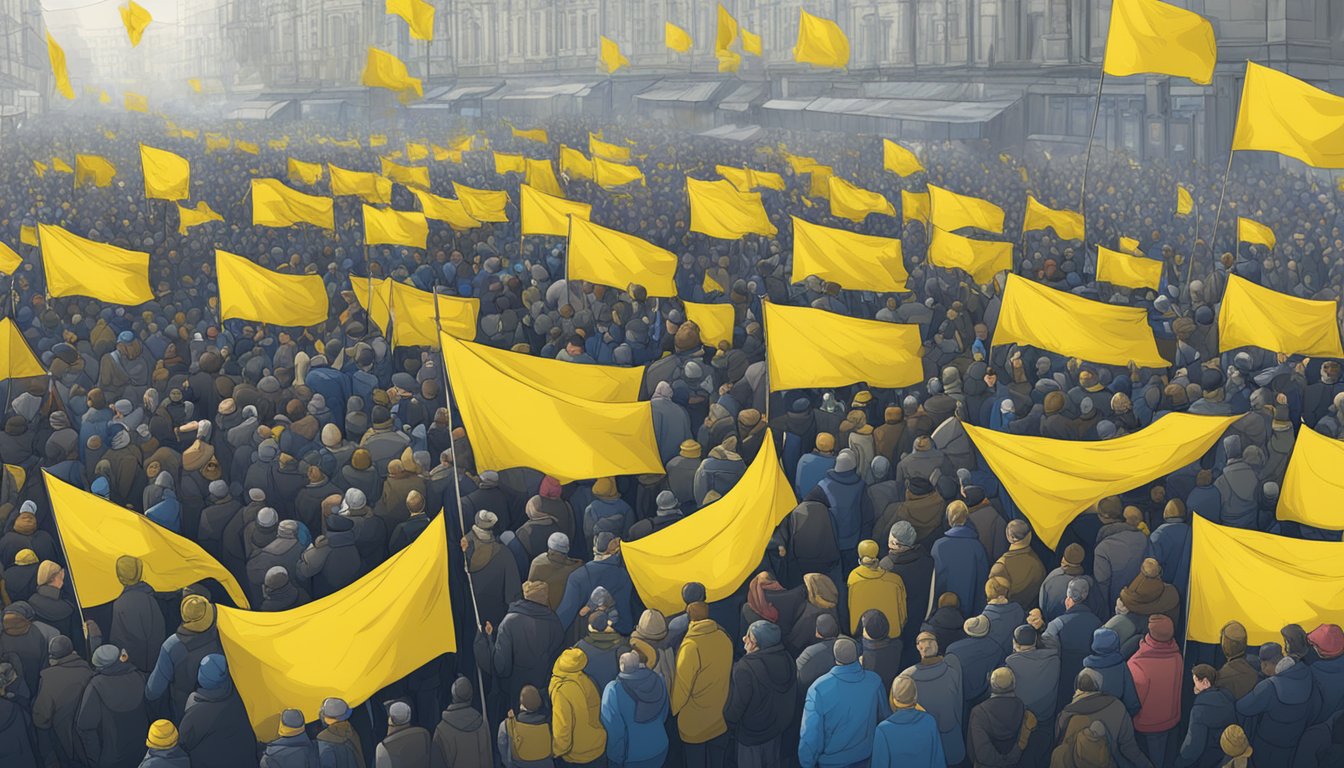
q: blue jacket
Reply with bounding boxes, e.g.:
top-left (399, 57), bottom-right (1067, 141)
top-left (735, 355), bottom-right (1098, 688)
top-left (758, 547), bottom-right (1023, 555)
top-left (1236, 659), bottom-right (1319, 765)
top-left (1310, 654), bottom-right (1344, 723)
top-left (304, 367), bottom-right (352, 426)
top-left (1185, 485), bottom-right (1221, 523)
top-left (982, 601), bottom-right (1024, 657)
top-left (600, 668), bottom-right (669, 767)
top-left (798, 662), bottom-right (888, 768)
top-left (816, 468), bottom-right (866, 551)
top-left (932, 526), bottom-right (989, 615)
top-left (871, 708), bottom-right (945, 768)
top-left (138, 747), bottom-right (191, 768)
top-left (1084, 628), bottom-right (1140, 715)
top-left (584, 498), bottom-right (635, 542)
top-left (556, 554), bottom-right (638, 634)
top-left (1149, 520), bottom-right (1191, 591)
top-left (1175, 686), bottom-right (1235, 768)
top-left (146, 492), bottom-right (181, 533)
top-left (795, 453), bottom-right (836, 497)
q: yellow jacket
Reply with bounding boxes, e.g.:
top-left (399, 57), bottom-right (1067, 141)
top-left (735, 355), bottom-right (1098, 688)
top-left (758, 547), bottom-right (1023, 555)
top-left (548, 649), bottom-right (607, 762)
top-left (671, 618), bottom-right (732, 743)
top-left (847, 563), bottom-right (908, 635)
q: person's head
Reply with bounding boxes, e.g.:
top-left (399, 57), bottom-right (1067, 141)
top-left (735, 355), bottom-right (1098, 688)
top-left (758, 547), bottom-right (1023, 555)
top-left (890, 676), bottom-right (918, 710)
top-left (145, 719), bottom-right (178, 751)
top-left (1005, 519), bottom-right (1031, 546)
top-left (278, 709), bottom-right (306, 738)
top-left (989, 667), bottom-right (1015, 696)
top-left (518, 684), bottom-right (543, 713)
top-left (1192, 663), bottom-right (1217, 695)
top-left (814, 613), bottom-right (839, 641)
top-left (916, 631), bottom-right (939, 660)
top-left (1220, 724), bottom-right (1251, 760)
top-left (682, 581), bottom-right (706, 608)
top-left (1259, 642), bottom-right (1285, 677)
top-left (1075, 668), bottom-right (1101, 695)
top-left (1221, 621), bottom-right (1248, 660)
top-left (832, 636), bottom-right (858, 665)
top-left (451, 676), bottom-right (474, 705)
top-left (37, 561), bottom-right (64, 589)
top-left (320, 697), bottom-right (351, 725)
top-left (1012, 624), bottom-right (1038, 653)
top-left (686, 601), bottom-right (710, 622)
top-left (1065, 577), bottom-right (1090, 610)
top-left (888, 520), bottom-right (916, 553)
top-left (945, 499), bottom-right (968, 527)
top-left (385, 700), bottom-right (412, 729)
top-left (744, 620), bottom-right (780, 653)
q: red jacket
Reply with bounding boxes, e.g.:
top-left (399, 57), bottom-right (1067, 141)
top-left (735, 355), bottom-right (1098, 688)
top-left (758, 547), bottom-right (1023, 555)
top-left (1127, 634), bottom-right (1184, 732)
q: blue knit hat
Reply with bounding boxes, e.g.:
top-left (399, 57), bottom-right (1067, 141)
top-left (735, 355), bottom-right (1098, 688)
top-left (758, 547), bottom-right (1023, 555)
top-left (748, 620), bottom-right (781, 649)
top-left (197, 654), bottom-right (228, 689)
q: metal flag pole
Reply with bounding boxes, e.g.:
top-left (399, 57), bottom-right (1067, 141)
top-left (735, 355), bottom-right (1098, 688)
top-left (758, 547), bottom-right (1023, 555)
top-left (41, 472), bottom-right (92, 655)
top-left (1206, 149), bottom-right (1237, 297)
top-left (1078, 71), bottom-right (1106, 242)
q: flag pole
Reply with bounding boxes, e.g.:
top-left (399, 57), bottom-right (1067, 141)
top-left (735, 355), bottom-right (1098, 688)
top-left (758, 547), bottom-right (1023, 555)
top-left (1185, 199), bottom-right (1199, 297)
top-left (1207, 149), bottom-right (1236, 297)
top-left (1078, 71), bottom-right (1106, 240)
top-left (41, 472), bottom-right (92, 654)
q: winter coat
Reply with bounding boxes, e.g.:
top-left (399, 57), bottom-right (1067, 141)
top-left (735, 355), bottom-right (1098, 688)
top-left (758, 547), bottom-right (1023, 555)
top-left (794, 452), bottom-right (836, 497)
top-left (315, 721), bottom-right (363, 768)
top-left (1309, 653), bottom-right (1344, 723)
top-left (949, 634), bottom-right (1005, 703)
top-left (847, 563), bottom-right (907, 636)
top-left (555, 553), bottom-right (637, 635)
top-left (575, 630), bottom-right (631, 692)
top-left (996, 543), bottom-right (1047, 610)
top-left (783, 500), bottom-right (840, 574)
top-left (0, 694), bottom-right (36, 768)
top-left (76, 660), bottom-right (149, 768)
top-left (1127, 634), bottom-right (1183, 733)
top-left (1094, 525), bottom-right (1150, 612)
top-left (798, 661), bottom-right (888, 768)
top-left (527, 551), bottom-right (582, 612)
top-left (1045, 605), bottom-right (1104, 712)
top-left (933, 525), bottom-right (990, 615)
top-left (430, 703), bottom-right (491, 768)
top-left (1214, 460), bottom-right (1259, 529)
top-left (1054, 691), bottom-right (1152, 768)
top-left (298, 527), bottom-right (363, 599)
top-left (1007, 644), bottom-right (1061, 726)
top-left (145, 624), bottom-right (223, 720)
top-left (549, 654), bottom-right (607, 764)
top-left (110, 581), bottom-right (167, 673)
top-left (670, 618), bottom-right (732, 744)
top-left (983, 601), bottom-right (1025, 658)
top-left (1084, 630), bottom-right (1141, 715)
top-left (583, 498), bottom-right (635, 542)
top-left (375, 724), bottom-right (431, 768)
top-left (180, 680), bottom-right (258, 768)
top-left (476, 598), bottom-right (565, 713)
top-left (1235, 659), bottom-right (1317, 767)
top-left (1039, 567), bottom-right (1102, 622)
top-left (967, 694), bottom-right (1029, 768)
top-left (692, 451), bottom-right (746, 505)
top-left (1175, 686), bottom-right (1235, 768)
top-left (464, 537), bottom-right (522, 630)
top-left (1149, 520), bottom-right (1191, 591)
top-left (816, 467), bottom-right (866, 552)
top-left (138, 746), bottom-right (191, 768)
top-left (600, 667), bottom-right (669, 767)
top-left (724, 644), bottom-right (797, 746)
top-left (900, 656), bottom-right (966, 764)
top-left (260, 734), bottom-right (321, 768)
top-left (872, 707), bottom-right (945, 768)
top-left (796, 638), bottom-right (839, 698)
top-left (32, 651), bottom-right (94, 765)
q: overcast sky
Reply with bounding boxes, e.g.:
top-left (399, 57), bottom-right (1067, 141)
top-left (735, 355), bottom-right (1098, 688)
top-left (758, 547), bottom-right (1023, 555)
top-left (42, 0), bottom-right (180, 36)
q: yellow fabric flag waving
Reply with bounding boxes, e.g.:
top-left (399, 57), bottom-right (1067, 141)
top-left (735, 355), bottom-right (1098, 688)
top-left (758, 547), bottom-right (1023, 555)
top-left (75, 154), bottom-right (117, 188)
top-left (251, 179), bottom-right (334, 230)
top-left (1237, 217), bottom-right (1276, 249)
top-left (0, 318), bottom-right (44, 380)
top-left (441, 333), bottom-right (663, 483)
top-left (1096, 246), bottom-right (1163, 291)
top-left (568, 217), bottom-right (677, 297)
top-left (1103, 0), bottom-right (1216, 84)
top-left (45, 472), bottom-right (249, 609)
top-left (389, 281), bottom-right (479, 347)
top-left (600, 36), bottom-right (629, 74)
top-left (47, 34), bottom-right (75, 100)
top-left (141, 145), bottom-right (190, 200)
top-left (683, 302), bottom-right (734, 350)
top-left (1218, 274), bottom-right (1344, 357)
top-left (413, 189), bottom-right (480, 231)
top-left (380, 157), bottom-right (430, 190)
top-left (593, 157), bottom-right (645, 189)
top-left (386, 0), bottom-right (434, 41)
top-left (176, 201), bottom-right (223, 235)
top-left (1232, 62), bottom-right (1344, 168)
top-left (40, 224), bottom-right (153, 305)
top-left (929, 184), bottom-right (1006, 234)
top-left (828, 177), bottom-right (895, 222)
top-left (520, 184), bottom-right (591, 237)
top-left (119, 1), bottom-right (153, 47)
top-left (524, 158), bottom-right (563, 197)
top-left (928, 228), bottom-right (1013, 284)
top-left (1177, 185), bottom-right (1194, 216)
top-left (287, 158), bottom-right (323, 186)
top-left (364, 206), bottom-right (428, 249)
top-left (458, 339), bottom-right (642, 402)
top-left (561, 146), bottom-right (594, 180)
top-left (666, 23), bottom-right (693, 53)
top-left (512, 126), bottom-right (548, 143)
top-left (742, 30), bottom-right (762, 56)
top-left (966, 414), bottom-right (1236, 549)
top-left (883, 139), bottom-right (924, 176)
top-left (1189, 515), bottom-right (1344, 645)
top-left (125, 92), bottom-right (149, 113)
top-left (716, 3), bottom-right (738, 54)
top-left (217, 250), bottom-right (328, 327)
top-left (1022, 195), bottom-right (1083, 240)
top-left (795, 9), bottom-right (850, 69)
top-left (0, 242), bottom-right (21, 275)
top-left (625, 432), bottom-right (796, 614)
top-left (790, 217), bottom-right (907, 292)
top-left (1278, 427), bottom-right (1344, 530)
top-left (688, 178), bottom-right (777, 238)
top-left (219, 513), bottom-right (453, 739)
top-left (350, 276), bottom-right (392, 334)
top-left (494, 152), bottom-right (526, 175)
top-left (993, 274), bottom-right (1168, 368)
top-left (902, 190), bottom-right (931, 225)
top-left (329, 165), bottom-right (392, 205)
top-left (361, 47), bottom-right (423, 99)
top-left (590, 135), bottom-right (632, 162)
top-left (453, 183), bottom-right (509, 222)
top-left (765, 302), bottom-right (922, 391)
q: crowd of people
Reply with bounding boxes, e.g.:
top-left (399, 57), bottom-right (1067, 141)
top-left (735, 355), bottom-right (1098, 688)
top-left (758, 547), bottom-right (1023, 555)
top-left (0, 104), bottom-right (1342, 768)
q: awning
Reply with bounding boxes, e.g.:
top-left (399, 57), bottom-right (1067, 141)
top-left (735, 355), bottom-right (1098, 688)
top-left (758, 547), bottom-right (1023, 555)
top-left (719, 82), bottom-right (768, 112)
top-left (486, 81), bottom-right (600, 102)
top-left (436, 83), bottom-right (504, 102)
top-left (803, 95), bottom-right (1018, 124)
top-left (761, 98), bottom-right (812, 113)
top-left (697, 123), bottom-right (764, 142)
top-left (635, 80), bottom-right (729, 104)
top-left (227, 99), bottom-right (294, 120)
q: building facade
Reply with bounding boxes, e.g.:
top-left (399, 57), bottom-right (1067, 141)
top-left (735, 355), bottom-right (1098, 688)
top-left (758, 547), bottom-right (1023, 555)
top-left (0, 0), bottom-right (47, 121)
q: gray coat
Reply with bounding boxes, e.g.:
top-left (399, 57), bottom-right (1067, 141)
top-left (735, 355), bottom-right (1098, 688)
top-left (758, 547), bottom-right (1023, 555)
top-left (260, 735), bottom-right (320, 768)
top-left (76, 661), bottom-right (149, 768)
top-left (32, 652), bottom-right (94, 766)
top-left (430, 704), bottom-right (492, 768)
top-left (1006, 644), bottom-right (1061, 725)
top-left (1094, 526), bottom-right (1151, 609)
top-left (900, 656), bottom-right (966, 765)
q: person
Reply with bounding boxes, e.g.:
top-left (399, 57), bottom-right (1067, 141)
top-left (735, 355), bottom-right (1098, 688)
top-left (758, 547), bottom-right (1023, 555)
top-left (374, 701), bottom-right (431, 768)
top-left (1235, 642), bottom-right (1315, 766)
top-left (599, 651), bottom-right (669, 768)
top-left (1093, 502), bottom-right (1151, 610)
top-left (996, 519), bottom-right (1046, 610)
top-left (724, 620), bottom-right (796, 767)
top-left (316, 697), bottom-right (364, 768)
top-left (1054, 669), bottom-right (1154, 768)
top-left (145, 594), bottom-right (223, 720)
top-left (498, 685), bottom-right (553, 768)
top-left (1216, 725), bottom-right (1254, 767)
top-left (110, 554), bottom-right (166, 673)
top-left (846, 539), bottom-right (906, 636)
top-left (0, 661), bottom-right (37, 768)
top-left (575, 611), bottom-right (631, 691)
top-left (1307, 623), bottom-right (1344, 722)
top-left (933, 501), bottom-right (989, 615)
top-left (671, 601), bottom-right (731, 768)
top-left (34, 635), bottom-right (95, 768)
top-left (1083, 627), bottom-right (1140, 715)
top-left (1006, 624), bottom-right (1060, 765)
top-left (77, 645), bottom-right (150, 768)
top-left (475, 579), bottom-right (565, 722)
top-left (628, 609), bottom-right (676, 694)
top-left (1038, 544), bottom-right (1100, 622)
top-left (261, 709), bottom-right (322, 768)
top-left (966, 667), bottom-right (1034, 768)
top-left (528, 533), bottom-right (582, 612)
top-left (1214, 621), bottom-right (1259, 700)
top-left (548, 648), bottom-right (607, 767)
top-left (139, 720), bottom-right (191, 768)
top-left (178, 654), bottom-right (257, 768)
top-left (900, 631), bottom-right (966, 765)
top-left (880, 520), bottom-right (935, 667)
top-left (1174, 665), bottom-right (1236, 768)
top-left (872, 676), bottom-right (945, 768)
top-left (1042, 580), bottom-right (1104, 712)
top-left (797, 636), bottom-right (887, 768)
top-left (431, 678), bottom-right (491, 768)
top-left (1126, 614), bottom-right (1183, 767)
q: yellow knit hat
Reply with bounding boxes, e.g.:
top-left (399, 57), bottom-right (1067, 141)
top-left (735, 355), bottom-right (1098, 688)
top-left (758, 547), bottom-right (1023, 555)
top-left (146, 719), bottom-right (178, 749)
top-left (13, 549), bottom-right (36, 566)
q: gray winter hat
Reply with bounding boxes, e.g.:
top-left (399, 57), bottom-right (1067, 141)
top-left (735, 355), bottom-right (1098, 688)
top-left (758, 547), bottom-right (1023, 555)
top-left (834, 448), bottom-right (857, 473)
top-left (655, 491), bottom-right (679, 513)
top-left (889, 521), bottom-right (917, 548)
top-left (386, 700), bottom-right (412, 726)
top-left (257, 508), bottom-right (278, 529)
top-left (208, 481), bottom-right (229, 499)
top-left (92, 645), bottom-right (121, 669)
top-left (48, 635), bottom-right (73, 659)
top-left (833, 636), bottom-right (858, 665)
top-left (547, 532), bottom-right (570, 552)
top-left (344, 488), bottom-right (367, 511)
top-left (320, 697), bottom-right (351, 721)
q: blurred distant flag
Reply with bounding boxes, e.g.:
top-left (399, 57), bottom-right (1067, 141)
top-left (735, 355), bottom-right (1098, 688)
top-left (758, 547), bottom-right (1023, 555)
top-left (119, 1), bottom-right (153, 47)
top-left (386, 0), bottom-right (434, 41)
top-left (599, 36), bottom-right (629, 74)
top-left (665, 23), bottom-right (692, 53)
top-left (46, 33), bottom-right (74, 100)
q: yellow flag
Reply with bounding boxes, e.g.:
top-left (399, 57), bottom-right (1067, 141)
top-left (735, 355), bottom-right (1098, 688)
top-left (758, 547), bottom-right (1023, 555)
top-left (176, 201), bottom-right (223, 235)
top-left (716, 166), bottom-right (784, 193)
top-left (219, 513), bottom-right (453, 739)
top-left (369, 134), bottom-right (388, 148)
top-left (512, 126), bottom-right (548, 143)
top-left (1218, 274), bottom-right (1344, 357)
top-left (742, 29), bottom-right (762, 56)
top-left (795, 9), bottom-right (850, 69)
top-left (666, 22), bottom-right (693, 53)
top-left (32, 161), bottom-right (47, 178)
top-left (702, 271), bottom-right (725, 294)
top-left (600, 36), bottom-right (629, 74)
top-left (1022, 195), bottom-right (1083, 240)
top-left (928, 227), bottom-right (1014, 284)
top-left (0, 242), bottom-right (21, 275)
top-left (785, 153), bottom-right (821, 174)
top-left (593, 156), bottom-right (645, 188)
top-left (45, 472), bottom-right (250, 609)
top-left (966, 415), bottom-right (1236, 550)
top-left (119, 1), bottom-right (153, 47)
top-left (267, 138), bottom-right (288, 151)
top-left (1237, 216), bottom-right (1276, 249)
top-left (380, 157), bottom-right (431, 190)
top-left (765, 302), bottom-right (922, 390)
top-left (1096, 246), bottom-right (1163, 290)
top-left (1232, 62), bottom-right (1344, 168)
top-left (561, 145), bottom-right (594, 180)
top-left (440, 334), bottom-right (663, 483)
top-left (1278, 427), bottom-right (1344, 530)
top-left (1190, 514), bottom-right (1344, 645)
top-left (791, 217), bottom-right (906, 292)
top-left (51, 157), bottom-right (73, 174)
top-left (456, 339), bottom-right (642, 402)
top-left (386, 0), bottom-right (434, 40)
top-left (0, 318), bottom-right (44, 380)
top-left (882, 139), bottom-right (924, 176)
top-left (20, 226), bottom-right (37, 247)
top-left (287, 158), bottom-right (323, 186)
top-left (217, 250), bottom-right (328, 327)
top-left (363, 206), bottom-right (428, 249)
top-left (902, 190), bottom-right (930, 225)
top-left (349, 275), bottom-right (392, 334)
top-left (625, 433), bottom-right (796, 614)
top-left (929, 184), bottom-right (1005, 233)
top-left (205, 134), bottom-right (231, 153)
top-left (994, 274), bottom-right (1168, 367)
top-left (715, 49), bottom-right (742, 72)
top-left (235, 140), bottom-right (260, 155)
top-left (683, 301), bottom-right (734, 350)
top-left (406, 142), bottom-right (429, 162)
top-left (46, 33), bottom-right (74, 100)
top-left (410, 189), bottom-right (478, 231)
top-left (361, 47), bottom-right (423, 99)
top-left (716, 3), bottom-right (739, 54)
top-left (1118, 236), bottom-right (1141, 254)
top-left (493, 152), bottom-right (526, 175)
top-left (329, 165), bottom-right (393, 204)
top-left (74, 154), bottom-right (117, 188)
top-left (590, 135), bottom-right (632, 162)
top-left (251, 178), bottom-right (335, 230)
top-left (688, 178), bottom-right (777, 238)
top-left (431, 145), bottom-right (463, 163)
top-left (524, 158), bottom-right (563, 197)
top-left (39, 224), bottom-right (153, 304)
top-left (1103, 0), bottom-right (1215, 84)
top-left (828, 176), bottom-right (895, 222)
top-left (187, 77), bottom-right (202, 93)
top-left (98, 90), bottom-right (111, 105)
top-left (125, 92), bottom-right (149, 113)
top-left (568, 217), bottom-right (677, 297)
top-left (390, 281), bottom-right (478, 346)
top-left (1177, 185), bottom-right (1194, 216)
top-left (453, 182), bottom-right (509, 222)
top-left (520, 184), bottom-right (590, 237)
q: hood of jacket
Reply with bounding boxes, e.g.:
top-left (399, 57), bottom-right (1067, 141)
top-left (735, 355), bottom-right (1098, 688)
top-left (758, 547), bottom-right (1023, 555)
top-left (745, 645), bottom-right (796, 694)
top-left (618, 666), bottom-right (667, 723)
top-left (441, 702), bottom-right (483, 732)
top-left (1220, 461), bottom-right (1258, 501)
top-left (1270, 658), bottom-right (1315, 705)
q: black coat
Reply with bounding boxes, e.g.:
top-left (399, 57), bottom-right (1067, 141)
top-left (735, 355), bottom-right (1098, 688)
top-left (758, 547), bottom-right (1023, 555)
top-left (29, 585), bottom-right (81, 655)
top-left (475, 598), bottom-right (564, 711)
top-left (32, 652), bottom-right (94, 766)
top-left (966, 694), bottom-right (1027, 768)
top-left (298, 529), bottom-right (362, 599)
top-left (109, 581), bottom-right (166, 673)
top-left (0, 694), bottom-right (36, 768)
top-left (861, 637), bottom-right (905, 694)
top-left (1176, 686), bottom-right (1236, 768)
top-left (376, 725), bottom-right (432, 767)
top-left (430, 703), bottom-right (491, 768)
top-left (75, 661), bottom-right (148, 768)
top-left (259, 734), bottom-right (320, 768)
top-left (179, 682), bottom-right (259, 768)
top-left (723, 645), bottom-right (798, 746)
top-left (465, 539), bottom-right (522, 630)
